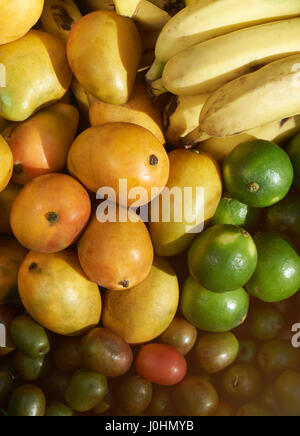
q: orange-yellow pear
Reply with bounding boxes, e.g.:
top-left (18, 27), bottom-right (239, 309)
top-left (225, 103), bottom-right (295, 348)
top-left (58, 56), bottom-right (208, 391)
top-left (67, 11), bottom-right (142, 104)
top-left (0, 0), bottom-right (44, 45)
top-left (0, 31), bottom-right (72, 121)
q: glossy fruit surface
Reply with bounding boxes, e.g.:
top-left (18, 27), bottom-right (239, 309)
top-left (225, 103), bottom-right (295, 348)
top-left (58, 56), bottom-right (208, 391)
top-left (10, 314), bottom-right (50, 358)
top-left (67, 11), bottom-right (141, 104)
top-left (212, 193), bottom-right (260, 230)
top-left (18, 250), bottom-right (101, 335)
top-left (146, 385), bottom-right (174, 416)
top-left (13, 351), bottom-right (48, 382)
top-left (188, 224), bottom-right (257, 293)
top-left (246, 232), bottom-right (300, 303)
top-left (158, 317), bottom-right (197, 356)
top-left (273, 370), bottom-right (300, 416)
top-left (80, 328), bottom-right (133, 377)
top-left (64, 369), bottom-right (108, 413)
top-left (11, 173), bottom-right (91, 253)
top-left (68, 123), bottom-right (169, 205)
top-left (171, 376), bottom-right (219, 416)
top-left (181, 276), bottom-right (249, 332)
top-left (78, 211), bottom-right (154, 290)
top-left (135, 343), bottom-right (187, 386)
top-left (117, 374), bottom-right (153, 416)
top-left (256, 340), bottom-right (300, 377)
top-left (223, 140), bottom-right (294, 208)
top-left (102, 257), bottom-right (179, 344)
top-left (45, 401), bottom-right (74, 417)
top-left (222, 363), bottom-right (261, 401)
top-left (8, 385), bottom-right (46, 416)
top-left (194, 332), bottom-right (239, 374)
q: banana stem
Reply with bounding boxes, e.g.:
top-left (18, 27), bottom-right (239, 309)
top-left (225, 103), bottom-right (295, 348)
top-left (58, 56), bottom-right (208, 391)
top-left (145, 58), bottom-right (165, 82)
top-left (181, 126), bottom-right (211, 148)
top-left (147, 78), bottom-right (168, 97)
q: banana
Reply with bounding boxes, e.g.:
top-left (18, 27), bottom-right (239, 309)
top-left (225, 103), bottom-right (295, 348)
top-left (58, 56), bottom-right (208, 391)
top-left (41, 0), bottom-right (82, 42)
top-left (163, 94), bottom-right (210, 147)
top-left (113, 0), bottom-right (170, 30)
top-left (146, 0), bottom-right (300, 83)
top-left (162, 18), bottom-right (300, 96)
top-left (199, 116), bottom-right (300, 162)
top-left (199, 54), bottom-right (300, 137)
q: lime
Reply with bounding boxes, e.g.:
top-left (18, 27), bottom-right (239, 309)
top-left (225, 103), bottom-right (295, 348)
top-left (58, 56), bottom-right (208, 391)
top-left (181, 276), bottom-right (249, 333)
top-left (223, 140), bottom-right (294, 208)
top-left (212, 193), bottom-right (261, 230)
top-left (188, 224), bottom-right (257, 293)
top-left (246, 232), bottom-right (300, 303)
top-left (287, 133), bottom-right (300, 189)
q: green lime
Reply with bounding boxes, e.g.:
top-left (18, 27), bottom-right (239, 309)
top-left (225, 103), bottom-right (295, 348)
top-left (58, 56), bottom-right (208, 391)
top-left (212, 193), bottom-right (261, 230)
top-left (188, 224), bottom-right (257, 293)
top-left (223, 140), bottom-right (294, 208)
top-left (266, 192), bottom-right (300, 239)
top-left (246, 232), bottom-right (300, 303)
top-left (287, 133), bottom-right (300, 189)
top-left (181, 276), bottom-right (249, 333)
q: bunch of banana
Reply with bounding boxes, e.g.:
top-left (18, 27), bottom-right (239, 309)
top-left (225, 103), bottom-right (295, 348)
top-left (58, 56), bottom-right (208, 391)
top-left (41, 0), bottom-right (82, 42)
top-left (199, 54), bottom-right (300, 137)
top-left (199, 116), bottom-right (300, 162)
top-left (163, 94), bottom-right (210, 147)
top-left (113, 0), bottom-right (170, 30)
top-left (146, 0), bottom-right (300, 87)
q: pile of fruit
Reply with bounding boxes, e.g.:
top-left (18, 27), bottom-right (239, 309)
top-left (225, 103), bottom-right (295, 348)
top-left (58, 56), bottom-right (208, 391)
top-left (0, 0), bottom-right (300, 417)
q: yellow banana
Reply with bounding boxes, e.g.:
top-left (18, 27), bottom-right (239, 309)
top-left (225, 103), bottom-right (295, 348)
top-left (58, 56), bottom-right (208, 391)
top-left (199, 54), bottom-right (300, 137)
top-left (146, 0), bottom-right (300, 83)
top-left (113, 0), bottom-right (170, 30)
top-left (199, 116), bottom-right (300, 162)
top-left (162, 18), bottom-right (300, 96)
top-left (163, 94), bottom-right (210, 147)
top-left (41, 0), bottom-right (82, 42)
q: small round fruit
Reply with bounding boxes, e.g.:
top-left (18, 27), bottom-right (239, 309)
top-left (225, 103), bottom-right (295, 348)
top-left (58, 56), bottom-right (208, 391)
top-left (102, 257), bottom-right (179, 344)
top-left (117, 374), bottom-right (153, 416)
top-left (246, 232), bottom-right (300, 303)
top-left (146, 386), bottom-right (174, 416)
top-left (18, 250), bottom-right (101, 335)
top-left (158, 317), bottom-right (197, 356)
top-left (214, 402), bottom-right (234, 417)
top-left (80, 328), bottom-right (133, 377)
top-left (10, 314), bottom-right (50, 358)
top-left (78, 211), bottom-right (154, 290)
top-left (194, 332), bottom-right (239, 374)
top-left (222, 363), bottom-right (261, 401)
top-left (53, 337), bottom-right (82, 374)
top-left (188, 225), bottom-right (258, 293)
top-left (64, 369), bottom-right (107, 413)
top-left (273, 370), bottom-right (300, 416)
top-left (223, 140), bottom-right (294, 207)
top-left (256, 340), bottom-right (300, 377)
top-left (171, 376), bottom-right (219, 416)
top-left (287, 132), bottom-right (300, 189)
top-left (181, 276), bottom-right (249, 333)
top-left (236, 403), bottom-right (273, 417)
top-left (135, 343), bottom-right (187, 386)
top-left (8, 385), bottom-right (46, 416)
top-left (212, 193), bottom-right (260, 230)
top-left (247, 303), bottom-right (285, 341)
top-left (13, 351), bottom-right (48, 382)
top-left (10, 173), bottom-right (91, 253)
top-left (45, 401), bottom-right (73, 417)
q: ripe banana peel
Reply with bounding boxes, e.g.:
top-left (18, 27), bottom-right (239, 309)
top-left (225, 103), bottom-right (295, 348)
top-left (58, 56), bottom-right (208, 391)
top-left (199, 54), bottom-right (300, 137)
top-left (163, 94), bottom-right (210, 147)
top-left (199, 116), bottom-right (300, 162)
top-left (41, 0), bottom-right (82, 42)
top-left (113, 0), bottom-right (170, 30)
top-left (162, 18), bottom-right (300, 96)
